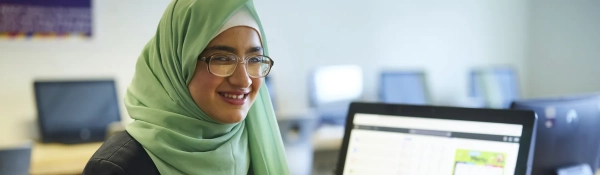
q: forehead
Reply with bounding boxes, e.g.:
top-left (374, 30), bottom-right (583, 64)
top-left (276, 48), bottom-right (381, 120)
top-left (207, 26), bottom-right (261, 46)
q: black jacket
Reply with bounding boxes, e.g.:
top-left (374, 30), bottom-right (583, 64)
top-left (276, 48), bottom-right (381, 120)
top-left (83, 131), bottom-right (254, 175)
top-left (83, 131), bottom-right (160, 175)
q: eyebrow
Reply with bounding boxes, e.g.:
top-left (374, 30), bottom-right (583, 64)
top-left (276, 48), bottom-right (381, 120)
top-left (247, 46), bottom-right (263, 54)
top-left (205, 45), bottom-right (263, 54)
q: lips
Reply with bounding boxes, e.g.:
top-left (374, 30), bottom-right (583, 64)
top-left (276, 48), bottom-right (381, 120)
top-left (218, 92), bottom-right (249, 105)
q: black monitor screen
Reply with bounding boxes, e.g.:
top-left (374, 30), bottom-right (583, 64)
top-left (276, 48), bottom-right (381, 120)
top-left (34, 80), bottom-right (121, 143)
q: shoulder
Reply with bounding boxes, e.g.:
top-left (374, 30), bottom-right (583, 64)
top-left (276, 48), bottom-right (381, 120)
top-left (83, 131), bottom-right (159, 175)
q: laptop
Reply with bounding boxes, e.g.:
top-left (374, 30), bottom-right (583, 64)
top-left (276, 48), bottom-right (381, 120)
top-left (336, 102), bottom-right (537, 175)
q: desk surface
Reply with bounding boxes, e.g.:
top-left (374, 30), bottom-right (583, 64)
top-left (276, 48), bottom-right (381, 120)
top-left (30, 142), bottom-right (102, 175)
top-left (27, 140), bottom-right (600, 175)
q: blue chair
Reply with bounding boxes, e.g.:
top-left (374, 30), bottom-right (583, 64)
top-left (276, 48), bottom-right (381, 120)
top-left (0, 143), bottom-right (32, 175)
top-left (379, 71), bottom-right (430, 105)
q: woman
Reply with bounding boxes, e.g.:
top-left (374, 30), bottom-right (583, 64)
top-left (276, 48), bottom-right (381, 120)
top-left (83, 0), bottom-right (289, 174)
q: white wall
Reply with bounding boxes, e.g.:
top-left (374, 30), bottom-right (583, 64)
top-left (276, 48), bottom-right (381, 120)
top-left (256, 0), bottom-right (529, 115)
top-left (0, 0), bottom-right (529, 144)
top-left (526, 0), bottom-right (600, 98)
top-left (0, 0), bottom-right (171, 144)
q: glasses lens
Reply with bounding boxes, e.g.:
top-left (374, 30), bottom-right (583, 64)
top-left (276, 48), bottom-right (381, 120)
top-left (208, 55), bottom-right (237, 76)
top-left (246, 56), bottom-right (272, 77)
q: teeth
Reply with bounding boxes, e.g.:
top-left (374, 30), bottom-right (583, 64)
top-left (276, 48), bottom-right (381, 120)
top-left (222, 93), bottom-right (244, 99)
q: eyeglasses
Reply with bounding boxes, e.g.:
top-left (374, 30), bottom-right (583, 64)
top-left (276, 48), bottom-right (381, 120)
top-left (199, 54), bottom-right (274, 78)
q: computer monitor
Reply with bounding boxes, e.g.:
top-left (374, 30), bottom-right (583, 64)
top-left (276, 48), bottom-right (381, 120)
top-left (510, 94), bottom-right (600, 175)
top-left (379, 71), bottom-right (430, 105)
top-left (470, 67), bottom-right (520, 108)
top-left (337, 102), bottom-right (537, 175)
top-left (308, 65), bottom-right (363, 124)
top-left (34, 80), bottom-right (121, 144)
top-left (264, 76), bottom-right (276, 111)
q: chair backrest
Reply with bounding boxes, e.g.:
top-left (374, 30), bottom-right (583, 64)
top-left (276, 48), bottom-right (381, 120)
top-left (379, 70), bottom-right (430, 105)
top-left (0, 143), bottom-right (32, 175)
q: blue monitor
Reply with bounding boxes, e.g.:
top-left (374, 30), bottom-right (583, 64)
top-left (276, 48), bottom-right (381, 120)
top-left (511, 94), bottom-right (600, 175)
top-left (470, 67), bottom-right (520, 108)
top-left (379, 71), bottom-right (429, 105)
top-left (34, 80), bottom-right (121, 144)
top-left (264, 76), bottom-right (276, 111)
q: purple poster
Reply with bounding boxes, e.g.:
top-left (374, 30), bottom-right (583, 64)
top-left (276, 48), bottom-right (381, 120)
top-left (0, 0), bottom-right (92, 39)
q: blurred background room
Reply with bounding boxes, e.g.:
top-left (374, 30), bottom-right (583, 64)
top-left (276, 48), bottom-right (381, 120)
top-left (0, 0), bottom-right (599, 174)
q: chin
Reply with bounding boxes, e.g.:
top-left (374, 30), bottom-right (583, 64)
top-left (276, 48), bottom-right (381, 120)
top-left (216, 111), bottom-right (247, 124)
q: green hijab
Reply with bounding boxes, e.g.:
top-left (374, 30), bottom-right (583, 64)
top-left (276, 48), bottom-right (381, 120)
top-left (124, 0), bottom-right (289, 174)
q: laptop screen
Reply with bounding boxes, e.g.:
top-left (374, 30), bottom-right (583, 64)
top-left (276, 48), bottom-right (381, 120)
top-left (342, 113), bottom-right (523, 175)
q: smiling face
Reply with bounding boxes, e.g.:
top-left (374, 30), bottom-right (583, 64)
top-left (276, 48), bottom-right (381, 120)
top-left (188, 26), bottom-right (263, 124)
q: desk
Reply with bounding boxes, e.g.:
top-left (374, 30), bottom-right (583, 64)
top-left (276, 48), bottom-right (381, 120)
top-left (25, 141), bottom-right (600, 175)
top-left (30, 142), bottom-right (102, 175)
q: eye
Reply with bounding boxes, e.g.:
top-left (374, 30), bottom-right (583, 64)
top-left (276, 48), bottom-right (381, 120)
top-left (248, 56), bottom-right (263, 63)
top-left (210, 55), bottom-right (236, 64)
top-left (213, 56), bottom-right (231, 61)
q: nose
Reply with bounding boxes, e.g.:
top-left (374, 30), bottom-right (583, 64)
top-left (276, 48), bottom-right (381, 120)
top-left (227, 63), bottom-right (252, 88)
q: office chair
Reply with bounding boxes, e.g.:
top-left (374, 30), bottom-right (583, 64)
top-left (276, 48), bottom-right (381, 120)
top-left (0, 143), bottom-right (32, 175)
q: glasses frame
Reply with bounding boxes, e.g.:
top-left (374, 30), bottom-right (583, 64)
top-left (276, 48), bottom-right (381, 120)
top-left (199, 53), bottom-right (274, 78)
